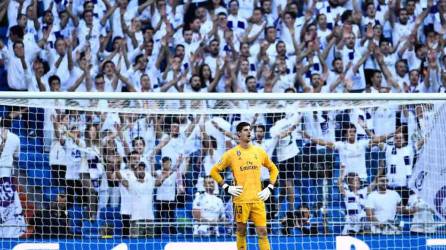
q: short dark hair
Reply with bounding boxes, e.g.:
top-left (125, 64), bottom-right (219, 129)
top-left (131, 136), bottom-right (145, 147)
top-left (254, 124), bottom-right (266, 132)
top-left (48, 75), bottom-right (61, 85)
top-left (245, 75), bottom-right (256, 84)
top-left (162, 156), bottom-right (172, 163)
top-left (236, 122), bottom-right (250, 132)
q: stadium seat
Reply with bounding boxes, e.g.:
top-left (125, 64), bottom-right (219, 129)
top-left (68, 205), bottom-right (86, 236)
top-left (98, 207), bottom-right (123, 236)
top-left (82, 220), bottom-right (101, 238)
top-left (27, 167), bottom-right (52, 187)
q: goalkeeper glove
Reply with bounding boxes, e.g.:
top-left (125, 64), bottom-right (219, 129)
top-left (222, 183), bottom-right (243, 197)
top-left (258, 184), bottom-right (274, 201)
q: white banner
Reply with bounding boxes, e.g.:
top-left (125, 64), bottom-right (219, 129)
top-left (0, 177), bottom-right (26, 238)
top-left (409, 104), bottom-right (446, 221)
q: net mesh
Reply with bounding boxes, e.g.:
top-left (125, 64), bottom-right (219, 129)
top-left (0, 98), bottom-right (445, 250)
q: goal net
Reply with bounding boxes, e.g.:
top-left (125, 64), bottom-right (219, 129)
top-left (0, 93), bottom-right (445, 250)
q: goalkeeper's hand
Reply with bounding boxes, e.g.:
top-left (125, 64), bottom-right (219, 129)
top-left (258, 184), bottom-right (274, 201)
top-left (222, 183), bottom-right (243, 197)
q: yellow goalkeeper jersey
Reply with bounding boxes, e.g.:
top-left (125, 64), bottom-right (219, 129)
top-left (210, 144), bottom-right (279, 203)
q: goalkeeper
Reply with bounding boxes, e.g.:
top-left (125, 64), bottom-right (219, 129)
top-left (210, 122), bottom-right (279, 250)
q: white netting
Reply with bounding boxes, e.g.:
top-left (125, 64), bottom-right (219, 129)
top-left (0, 95), bottom-right (445, 250)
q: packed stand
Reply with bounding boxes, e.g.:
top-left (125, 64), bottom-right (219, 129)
top-left (0, 0), bottom-right (444, 239)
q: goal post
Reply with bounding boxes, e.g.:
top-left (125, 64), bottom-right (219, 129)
top-left (0, 92), bottom-right (445, 250)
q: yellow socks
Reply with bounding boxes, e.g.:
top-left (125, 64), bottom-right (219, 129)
top-left (258, 235), bottom-right (270, 250)
top-left (236, 231), bottom-right (247, 250)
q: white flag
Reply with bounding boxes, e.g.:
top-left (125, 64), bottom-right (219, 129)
top-left (409, 104), bottom-right (446, 221)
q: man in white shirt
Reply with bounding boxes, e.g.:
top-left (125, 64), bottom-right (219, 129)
top-left (253, 124), bottom-right (279, 221)
top-left (382, 131), bottom-right (423, 206)
top-left (0, 120), bottom-right (20, 178)
top-left (305, 123), bottom-right (395, 182)
top-left (365, 175), bottom-right (404, 234)
top-left (192, 176), bottom-right (226, 236)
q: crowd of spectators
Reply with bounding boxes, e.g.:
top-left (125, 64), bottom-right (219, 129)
top-left (0, 0), bottom-right (443, 239)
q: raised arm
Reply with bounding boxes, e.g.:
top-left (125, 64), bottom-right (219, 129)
top-left (302, 131), bottom-right (336, 149)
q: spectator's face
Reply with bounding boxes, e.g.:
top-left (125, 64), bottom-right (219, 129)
top-left (366, 4), bottom-right (376, 17)
top-left (333, 59), bottom-right (343, 73)
top-left (346, 34), bottom-right (355, 48)
top-left (311, 74), bottom-right (322, 88)
top-left (380, 41), bottom-right (390, 53)
top-left (262, 1), bottom-right (272, 13)
top-left (175, 46), bottom-right (185, 59)
top-left (255, 127), bottom-right (265, 141)
top-left (162, 159), bottom-right (171, 170)
top-left (240, 43), bottom-right (249, 57)
top-left (399, 10), bottom-right (408, 24)
top-left (33, 60), bottom-right (44, 75)
top-left (218, 15), bottom-right (227, 27)
top-left (191, 76), bottom-right (202, 91)
top-left (87, 125), bottom-right (98, 140)
top-left (95, 77), bottom-right (105, 91)
top-left (394, 132), bottom-right (405, 148)
top-left (55, 40), bottom-right (66, 55)
top-left (204, 178), bottom-right (215, 194)
top-left (135, 165), bottom-right (146, 179)
top-left (277, 59), bottom-right (287, 73)
top-left (395, 62), bottom-right (407, 76)
top-left (13, 43), bottom-right (24, 58)
top-left (143, 29), bottom-right (154, 42)
top-left (210, 41), bottom-right (220, 56)
top-left (283, 13), bottom-right (293, 27)
top-left (276, 42), bottom-right (286, 55)
top-left (317, 14), bottom-right (327, 27)
top-left (145, 42), bottom-right (154, 54)
top-left (18, 15), bottom-right (27, 27)
top-left (348, 176), bottom-right (361, 190)
top-left (440, 0), bottom-right (446, 12)
top-left (373, 25), bottom-right (382, 37)
top-left (141, 75), bottom-right (151, 90)
top-left (371, 72), bottom-right (382, 86)
top-left (252, 9), bottom-right (262, 23)
top-left (416, 46), bottom-right (427, 59)
top-left (137, 56), bottom-right (147, 70)
top-left (129, 154), bottom-right (140, 169)
top-left (409, 70), bottom-right (419, 85)
top-left (202, 65), bottom-right (212, 79)
top-left (240, 60), bottom-right (249, 73)
top-left (407, 1), bottom-right (416, 15)
top-left (183, 30), bottom-right (193, 43)
top-left (196, 7), bottom-right (206, 19)
top-left (50, 79), bottom-right (61, 91)
top-left (56, 195), bottom-right (67, 210)
top-left (346, 128), bottom-right (356, 142)
top-left (104, 62), bottom-right (115, 76)
top-left (266, 28), bottom-right (276, 42)
top-left (288, 4), bottom-right (298, 15)
top-left (246, 78), bottom-right (257, 92)
top-left (85, 2), bottom-right (94, 11)
top-left (171, 57), bottom-right (181, 71)
top-left (134, 139), bottom-right (145, 154)
top-left (84, 11), bottom-right (93, 25)
top-left (377, 176), bottom-right (388, 191)
top-left (229, 1), bottom-right (238, 15)
top-left (238, 125), bottom-right (251, 143)
top-left (170, 123), bottom-right (180, 137)
top-left (44, 12), bottom-right (53, 24)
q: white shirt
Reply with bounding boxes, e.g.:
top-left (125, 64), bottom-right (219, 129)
top-left (270, 116), bottom-right (300, 162)
top-left (372, 106), bottom-right (397, 136)
top-left (385, 145), bottom-right (415, 187)
top-left (253, 137), bottom-right (278, 180)
top-left (334, 140), bottom-right (370, 179)
top-left (365, 190), bottom-right (401, 223)
top-left (0, 129), bottom-right (20, 178)
top-left (343, 186), bottom-right (368, 219)
top-left (119, 168), bottom-right (134, 215)
top-left (64, 138), bottom-right (86, 180)
top-left (192, 192), bottom-right (225, 222)
top-left (155, 170), bottom-right (177, 201)
top-left (129, 173), bottom-right (155, 220)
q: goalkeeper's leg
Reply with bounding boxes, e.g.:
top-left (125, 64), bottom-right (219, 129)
top-left (236, 222), bottom-right (247, 250)
top-left (256, 226), bottom-right (270, 250)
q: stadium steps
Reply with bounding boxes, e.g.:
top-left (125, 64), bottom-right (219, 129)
top-left (98, 207), bottom-right (123, 236)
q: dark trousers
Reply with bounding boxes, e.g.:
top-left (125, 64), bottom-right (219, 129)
top-left (51, 164), bottom-right (66, 189)
top-left (155, 200), bottom-right (177, 235)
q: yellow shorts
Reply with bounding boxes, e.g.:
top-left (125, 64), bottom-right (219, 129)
top-left (234, 202), bottom-right (267, 227)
